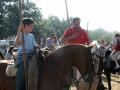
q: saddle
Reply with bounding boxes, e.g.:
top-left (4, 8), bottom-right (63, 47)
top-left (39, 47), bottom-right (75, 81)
top-left (28, 48), bottom-right (45, 90)
top-left (6, 60), bottom-right (17, 77)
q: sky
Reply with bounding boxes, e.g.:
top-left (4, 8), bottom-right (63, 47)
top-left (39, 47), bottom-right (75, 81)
top-left (30, 0), bottom-right (120, 32)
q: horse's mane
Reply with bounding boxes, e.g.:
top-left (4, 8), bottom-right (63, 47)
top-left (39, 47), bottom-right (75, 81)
top-left (45, 44), bottom-right (91, 61)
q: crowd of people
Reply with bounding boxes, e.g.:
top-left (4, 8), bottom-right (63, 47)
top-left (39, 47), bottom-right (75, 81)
top-left (1, 17), bottom-right (120, 90)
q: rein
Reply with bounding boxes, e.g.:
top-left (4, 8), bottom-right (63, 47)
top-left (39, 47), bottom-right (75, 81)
top-left (74, 48), bottom-right (94, 89)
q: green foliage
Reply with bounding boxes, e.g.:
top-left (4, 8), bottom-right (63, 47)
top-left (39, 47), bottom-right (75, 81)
top-left (0, 1), bottom-right (42, 39)
top-left (40, 16), bottom-right (68, 38)
top-left (88, 28), bottom-right (119, 42)
top-left (0, 0), bottom-right (119, 43)
top-left (0, 0), bottom-right (19, 38)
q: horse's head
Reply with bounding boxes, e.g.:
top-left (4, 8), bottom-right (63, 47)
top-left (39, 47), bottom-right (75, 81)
top-left (89, 40), bottom-right (109, 77)
top-left (90, 40), bottom-right (100, 54)
top-left (90, 40), bottom-right (106, 58)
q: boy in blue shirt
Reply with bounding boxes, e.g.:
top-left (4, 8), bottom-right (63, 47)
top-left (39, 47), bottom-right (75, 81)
top-left (15, 18), bottom-right (37, 90)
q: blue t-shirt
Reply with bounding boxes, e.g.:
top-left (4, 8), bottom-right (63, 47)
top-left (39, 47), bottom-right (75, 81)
top-left (46, 37), bottom-right (53, 47)
top-left (46, 37), bottom-right (60, 47)
top-left (16, 33), bottom-right (36, 65)
top-left (17, 33), bottom-right (36, 53)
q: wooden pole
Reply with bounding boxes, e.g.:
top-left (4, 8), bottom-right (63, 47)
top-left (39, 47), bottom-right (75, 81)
top-left (18, 0), bottom-right (28, 90)
top-left (64, 0), bottom-right (70, 28)
top-left (87, 22), bottom-right (89, 33)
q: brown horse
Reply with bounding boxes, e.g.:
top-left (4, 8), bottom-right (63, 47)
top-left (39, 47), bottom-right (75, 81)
top-left (0, 44), bottom-right (94, 90)
top-left (28, 44), bottom-right (94, 90)
top-left (0, 60), bottom-right (16, 90)
top-left (0, 50), bottom-right (17, 90)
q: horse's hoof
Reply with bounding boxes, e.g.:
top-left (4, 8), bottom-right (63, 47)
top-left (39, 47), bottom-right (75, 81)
top-left (104, 87), bottom-right (107, 89)
top-left (111, 71), bottom-right (116, 74)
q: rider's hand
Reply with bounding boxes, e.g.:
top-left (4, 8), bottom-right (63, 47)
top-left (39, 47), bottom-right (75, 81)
top-left (71, 33), bottom-right (79, 39)
top-left (18, 23), bottom-right (24, 32)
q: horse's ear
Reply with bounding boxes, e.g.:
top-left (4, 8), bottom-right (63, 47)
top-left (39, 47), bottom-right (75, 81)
top-left (86, 46), bottom-right (93, 53)
top-left (88, 45), bottom-right (94, 50)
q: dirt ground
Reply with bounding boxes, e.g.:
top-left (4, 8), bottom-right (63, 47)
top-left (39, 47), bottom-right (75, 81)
top-left (102, 74), bottom-right (120, 90)
top-left (70, 74), bottom-right (120, 90)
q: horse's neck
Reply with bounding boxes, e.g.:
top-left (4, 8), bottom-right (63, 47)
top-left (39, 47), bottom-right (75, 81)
top-left (39, 62), bottom-right (64, 90)
top-left (45, 58), bottom-right (71, 77)
top-left (40, 58), bottom-right (72, 86)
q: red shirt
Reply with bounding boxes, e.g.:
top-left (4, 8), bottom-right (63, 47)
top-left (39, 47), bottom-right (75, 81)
top-left (114, 41), bottom-right (120, 51)
top-left (63, 26), bottom-right (90, 45)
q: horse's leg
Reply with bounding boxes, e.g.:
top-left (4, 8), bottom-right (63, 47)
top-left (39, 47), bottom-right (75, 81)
top-left (104, 71), bottom-right (111, 90)
top-left (64, 70), bottom-right (73, 90)
top-left (97, 75), bottom-right (105, 90)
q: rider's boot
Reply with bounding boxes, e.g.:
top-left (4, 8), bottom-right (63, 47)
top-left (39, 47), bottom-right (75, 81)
top-left (114, 59), bottom-right (120, 69)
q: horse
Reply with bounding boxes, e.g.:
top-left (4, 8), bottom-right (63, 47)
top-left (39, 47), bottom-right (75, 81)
top-left (88, 41), bottom-right (106, 90)
top-left (0, 48), bottom-right (18, 90)
top-left (0, 60), bottom-right (16, 90)
top-left (100, 47), bottom-right (120, 90)
top-left (90, 41), bottom-right (120, 90)
top-left (28, 44), bottom-right (98, 90)
top-left (0, 44), bottom-right (95, 90)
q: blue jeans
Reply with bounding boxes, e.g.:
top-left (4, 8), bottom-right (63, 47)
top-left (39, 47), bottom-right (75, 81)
top-left (16, 62), bottom-right (25, 90)
top-left (16, 52), bottom-right (34, 90)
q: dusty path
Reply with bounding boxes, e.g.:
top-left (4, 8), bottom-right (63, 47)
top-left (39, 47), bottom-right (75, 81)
top-left (103, 74), bottom-right (120, 90)
top-left (70, 74), bottom-right (120, 90)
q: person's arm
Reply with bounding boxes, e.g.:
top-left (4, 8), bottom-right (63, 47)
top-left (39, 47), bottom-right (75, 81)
top-left (61, 30), bottom-right (79, 44)
top-left (61, 35), bottom-right (69, 42)
top-left (15, 24), bottom-right (24, 46)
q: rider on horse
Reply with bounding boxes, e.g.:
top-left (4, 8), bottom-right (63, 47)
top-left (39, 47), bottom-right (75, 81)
top-left (110, 33), bottom-right (120, 69)
top-left (61, 17), bottom-right (91, 88)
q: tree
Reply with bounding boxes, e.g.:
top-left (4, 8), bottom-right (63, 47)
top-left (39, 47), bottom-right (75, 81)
top-left (41, 16), bottom-right (68, 39)
top-left (0, 1), bottom-right (43, 39)
top-left (88, 28), bottom-right (119, 42)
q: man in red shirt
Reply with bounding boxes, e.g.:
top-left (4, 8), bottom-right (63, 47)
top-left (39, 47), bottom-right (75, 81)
top-left (61, 17), bottom-right (91, 82)
top-left (61, 17), bottom-right (90, 45)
